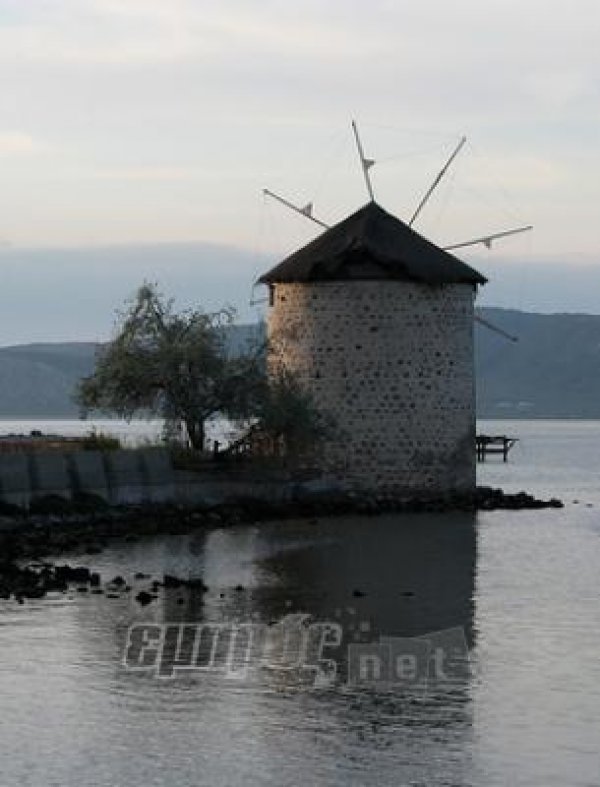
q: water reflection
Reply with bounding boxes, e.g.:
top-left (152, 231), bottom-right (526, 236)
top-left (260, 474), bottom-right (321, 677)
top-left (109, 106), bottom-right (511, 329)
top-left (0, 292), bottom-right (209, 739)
top-left (2, 513), bottom-right (478, 786)
top-left (110, 513), bottom-right (478, 785)
top-left (114, 513), bottom-right (477, 675)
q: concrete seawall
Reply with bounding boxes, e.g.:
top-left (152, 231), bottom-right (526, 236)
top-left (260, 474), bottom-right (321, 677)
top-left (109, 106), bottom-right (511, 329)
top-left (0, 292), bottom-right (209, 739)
top-left (0, 450), bottom-right (562, 520)
top-left (0, 449), bottom-right (339, 510)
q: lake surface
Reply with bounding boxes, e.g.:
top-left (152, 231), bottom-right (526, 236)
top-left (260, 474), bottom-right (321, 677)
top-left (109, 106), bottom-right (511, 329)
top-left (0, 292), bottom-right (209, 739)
top-left (1, 419), bottom-right (599, 786)
top-left (0, 417), bottom-right (234, 447)
top-left (0, 418), bottom-right (165, 446)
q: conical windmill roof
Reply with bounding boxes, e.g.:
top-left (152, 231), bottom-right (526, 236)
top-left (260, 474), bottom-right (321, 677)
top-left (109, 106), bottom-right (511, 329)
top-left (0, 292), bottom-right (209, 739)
top-left (259, 201), bottom-right (487, 286)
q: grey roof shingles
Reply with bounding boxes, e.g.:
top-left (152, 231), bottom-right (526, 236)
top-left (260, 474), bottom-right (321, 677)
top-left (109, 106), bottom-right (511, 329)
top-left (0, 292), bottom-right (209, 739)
top-left (259, 201), bottom-right (487, 286)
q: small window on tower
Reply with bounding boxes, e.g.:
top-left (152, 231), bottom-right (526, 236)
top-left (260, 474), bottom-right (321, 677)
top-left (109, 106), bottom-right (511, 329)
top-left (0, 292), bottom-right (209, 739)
top-left (269, 285), bottom-right (275, 306)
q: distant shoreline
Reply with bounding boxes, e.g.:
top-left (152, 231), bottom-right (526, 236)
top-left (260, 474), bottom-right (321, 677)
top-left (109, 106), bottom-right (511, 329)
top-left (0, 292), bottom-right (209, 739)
top-left (3, 310), bottom-right (600, 418)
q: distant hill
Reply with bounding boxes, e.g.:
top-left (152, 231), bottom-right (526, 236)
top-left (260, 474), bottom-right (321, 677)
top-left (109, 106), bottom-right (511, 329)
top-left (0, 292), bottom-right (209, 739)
top-left (0, 310), bottom-right (599, 418)
top-left (475, 307), bottom-right (600, 417)
top-left (0, 342), bottom-right (98, 417)
top-left (0, 324), bottom-right (263, 418)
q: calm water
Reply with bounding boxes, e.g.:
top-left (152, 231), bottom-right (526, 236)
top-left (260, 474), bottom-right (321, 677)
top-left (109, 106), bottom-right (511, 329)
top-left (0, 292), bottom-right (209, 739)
top-left (0, 418), bottom-right (165, 446)
top-left (0, 418), bottom-right (230, 446)
top-left (0, 419), bottom-right (599, 786)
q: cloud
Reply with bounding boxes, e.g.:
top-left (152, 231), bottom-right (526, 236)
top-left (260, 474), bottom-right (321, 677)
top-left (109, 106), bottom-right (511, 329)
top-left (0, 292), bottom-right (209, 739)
top-left (0, 0), bottom-right (200, 65)
top-left (0, 1), bottom-right (375, 66)
top-left (0, 0), bottom-right (597, 77)
top-left (455, 152), bottom-right (568, 193)
top-left (0, 132), bottom-right (45, 155)
top-left (89, 166), bottom-right (199, 182)
top-left (0, 0), bottom-right (598, 257)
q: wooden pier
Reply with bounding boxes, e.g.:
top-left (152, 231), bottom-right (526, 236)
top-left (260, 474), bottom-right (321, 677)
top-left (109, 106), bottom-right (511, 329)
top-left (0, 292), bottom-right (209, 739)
top-left (476, 435), bottom-right (518, 462)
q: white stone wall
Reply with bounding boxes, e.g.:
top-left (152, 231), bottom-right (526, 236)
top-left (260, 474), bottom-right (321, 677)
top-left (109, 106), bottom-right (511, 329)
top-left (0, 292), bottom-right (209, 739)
top-left (267, 280), bottom-right (476, 494)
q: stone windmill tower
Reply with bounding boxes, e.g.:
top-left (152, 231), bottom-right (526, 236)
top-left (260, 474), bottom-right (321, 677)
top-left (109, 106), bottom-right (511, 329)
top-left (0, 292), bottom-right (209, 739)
top-left (258, 125), bottom-right (527, 496)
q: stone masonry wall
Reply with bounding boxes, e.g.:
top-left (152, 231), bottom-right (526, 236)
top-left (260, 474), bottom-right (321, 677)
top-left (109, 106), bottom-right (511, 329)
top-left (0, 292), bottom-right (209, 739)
top-left (268, 280), bottom-right (476, 494)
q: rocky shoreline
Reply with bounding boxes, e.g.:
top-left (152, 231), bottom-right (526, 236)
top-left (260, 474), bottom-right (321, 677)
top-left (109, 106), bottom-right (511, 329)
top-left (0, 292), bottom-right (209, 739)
top-left (0, 486), bottom-right (563, 602)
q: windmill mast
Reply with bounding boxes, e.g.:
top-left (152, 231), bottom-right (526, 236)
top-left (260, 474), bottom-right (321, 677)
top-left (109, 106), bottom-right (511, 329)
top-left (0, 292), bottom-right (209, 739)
top-left (475, 313), bottom-right (518, 342)
top-left (443, 225), bottom-right (533, 252)
top-left (351, 120), bottom-right (376, 202)
top-left (262, 188), bottom-right (330, 229)
top-left (409, 135), bottom-right (466, 226)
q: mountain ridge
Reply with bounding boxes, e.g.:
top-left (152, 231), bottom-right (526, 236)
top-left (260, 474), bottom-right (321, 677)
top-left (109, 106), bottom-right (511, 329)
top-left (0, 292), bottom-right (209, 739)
top-left (0, 311), bottom-right (599, 418)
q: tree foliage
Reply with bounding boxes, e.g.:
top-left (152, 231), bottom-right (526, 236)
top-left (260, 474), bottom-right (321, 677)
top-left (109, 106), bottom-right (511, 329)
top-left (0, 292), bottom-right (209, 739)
top-left (78, 284), bottom-right (243, 449)
top-left (250, 368), bottom-right (330, 457)
top-left (77, 283), bottom-right (329, 457)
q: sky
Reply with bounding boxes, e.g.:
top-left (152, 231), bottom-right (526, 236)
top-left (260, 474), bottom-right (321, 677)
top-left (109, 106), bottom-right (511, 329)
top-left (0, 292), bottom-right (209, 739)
top-left (0, 0), bottom-right (599, 343)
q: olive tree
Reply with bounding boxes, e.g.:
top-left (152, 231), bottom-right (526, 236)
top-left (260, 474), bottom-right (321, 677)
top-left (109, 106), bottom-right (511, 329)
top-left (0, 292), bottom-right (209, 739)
top-left (77, 283), bottom-right (250, 450)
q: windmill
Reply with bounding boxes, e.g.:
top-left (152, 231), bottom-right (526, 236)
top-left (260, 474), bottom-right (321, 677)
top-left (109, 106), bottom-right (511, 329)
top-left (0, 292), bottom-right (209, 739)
top-left (253, 122), bottom-right (535, 494)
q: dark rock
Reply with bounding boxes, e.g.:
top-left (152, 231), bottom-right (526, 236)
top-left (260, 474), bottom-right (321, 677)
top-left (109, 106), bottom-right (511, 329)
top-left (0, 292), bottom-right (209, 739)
top-left (110, 575), bottom-right (126, 587)
top-left (474, 487), bottom-right (564, 511)
top-left (54, 565), bottom-right (91, 584)
top-left (21, 585), bottom-right (47, 599)
top-left (72, 492), bottom-right (109, 512)
top-left (29, 495), bottom-right (73, 515)
top-left (135, 591), bottom-right (154, 606)
top-left (161, 574), bottom-right (208, 592)
top-left (187, 578), bottom-right (209, 593)
top-left (0, 500), bottom-right (24, 517)
top-left (206, 511), bottom-right (223, 524)
top-left (163, 574), bottom-right (183, 589)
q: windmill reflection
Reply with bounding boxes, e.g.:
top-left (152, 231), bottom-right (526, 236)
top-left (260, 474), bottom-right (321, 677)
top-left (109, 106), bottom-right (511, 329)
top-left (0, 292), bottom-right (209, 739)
top-left (150, 512), bottom-right (477, 693)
